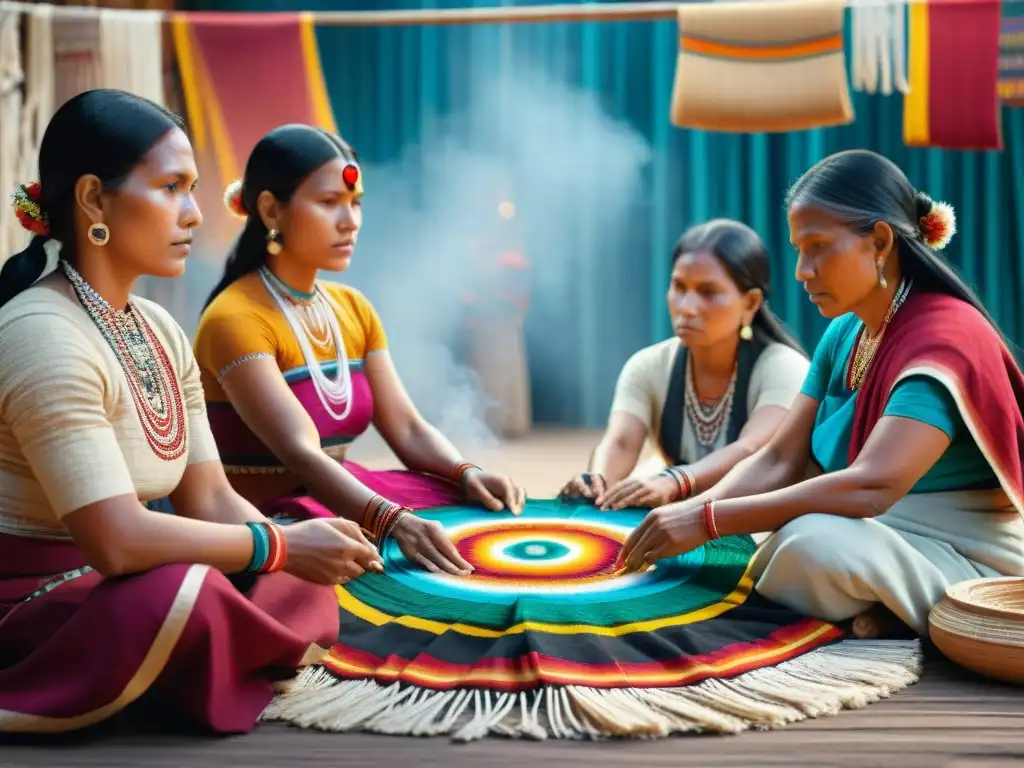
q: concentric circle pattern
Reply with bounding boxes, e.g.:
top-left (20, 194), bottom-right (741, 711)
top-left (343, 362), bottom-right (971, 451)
top-left (453, 520), bottom-right (621, 586)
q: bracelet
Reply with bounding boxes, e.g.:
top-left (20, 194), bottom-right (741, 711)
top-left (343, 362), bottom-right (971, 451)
top-left (364, 494), bottom-right (409, 543)
top-left (244, 521), bottom-right (288, 574)
top-left (452, 461), bottom-right (482, 490)
top-left (702, 499), bottom-right (721, 541)
top-left (660, 466), bottom-right (693, 501)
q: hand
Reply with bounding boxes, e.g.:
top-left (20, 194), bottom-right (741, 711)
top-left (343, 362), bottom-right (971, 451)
top-left (595, 474), bottom-right (679, 511)
top-left (281, 518), bottom-right (384, 586)
top-left (463, 469), bottom-right (526, 515)
top-left (615, 500), bottom-right (709, 572)
top-left (558, 472), bottom-right (606, 502)
top-left (391, 514), bottom-right (475, 576)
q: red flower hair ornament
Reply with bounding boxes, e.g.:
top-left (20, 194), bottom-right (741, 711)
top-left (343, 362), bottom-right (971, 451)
top-left (919, 199), bottom-right (956, 251)
top-left (11, 182), bottom-right (50, 236)
top-left (223, 179), bottom-right (247, 219)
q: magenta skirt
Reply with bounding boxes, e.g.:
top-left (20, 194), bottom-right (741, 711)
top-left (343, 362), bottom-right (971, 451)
top-left (258, 460), bottom-right (467, 520)
top-left (0, 533), bottom-right (338, 734)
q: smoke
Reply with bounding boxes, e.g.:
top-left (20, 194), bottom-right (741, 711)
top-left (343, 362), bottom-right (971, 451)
top-left (340, 60), bottom-right (651, 459)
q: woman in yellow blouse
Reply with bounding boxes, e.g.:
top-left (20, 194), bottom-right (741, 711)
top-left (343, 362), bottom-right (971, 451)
top-left (0, 90), bottom-right (378, 735)
top-left (194, 124), bottom-right (525, 578)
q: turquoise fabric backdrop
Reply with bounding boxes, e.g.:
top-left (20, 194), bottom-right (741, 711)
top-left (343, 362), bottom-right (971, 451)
top-left (190, 0), bottom-right (1024, 427)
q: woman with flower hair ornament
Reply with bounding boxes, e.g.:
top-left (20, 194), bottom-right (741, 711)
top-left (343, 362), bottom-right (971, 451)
top-left (0, 90), bottom-right (384, 735)
top-left (194, 124), bottom-right (525, 578)
top-left (619, 150), bottom-right (1024, 640)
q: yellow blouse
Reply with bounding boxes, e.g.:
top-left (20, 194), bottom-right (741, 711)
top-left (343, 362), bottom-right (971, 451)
top-left (193, 271), bottom-right (389, 402)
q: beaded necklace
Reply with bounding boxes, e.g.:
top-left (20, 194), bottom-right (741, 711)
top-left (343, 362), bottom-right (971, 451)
top-left (684, 360), bottom-right (737, 447)
top-left (846, 277), bottom-right (913, 391)
top-left (258, 266), bottom-right (354, 421)
top-left (61, 260), bottom-right (187, 462)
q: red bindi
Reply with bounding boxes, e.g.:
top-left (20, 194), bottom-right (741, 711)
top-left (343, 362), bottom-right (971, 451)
top-left (342, 164), bottom-right (359, 190)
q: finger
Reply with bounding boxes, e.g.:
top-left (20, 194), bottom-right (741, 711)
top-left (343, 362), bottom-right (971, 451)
top-left (338, 561), bottom-right (367, 581)
top-left (498, 480), bottom-right (522, 515)
top-left (418, 539), bottom-right (466, 576)
top-left (612, 488), bottom-right (651, 510)
top-left (624, 527), bottom-right (661, 573)
top-left (591, 475), bottom-right (607, 501)
top-left (471, 479), bottom-right (504, 512)
top-left (410, 551), bottom-right (442, 574)
top-left (599, 481), bottom-right (637, 510)
top-left (428, 526), bottom-right (474, 573)
top-left (515, 485), bottom-right (527, 514)
top-left (617, 514), bottom-right (654, 567)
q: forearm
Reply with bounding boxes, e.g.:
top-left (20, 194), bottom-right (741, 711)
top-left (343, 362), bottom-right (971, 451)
top-left (690, 445), bottom-right (803, 506)
top-left (385, 419), bottom-right (466, 479)
top-left (288, 450), bottom-right (381, 524)
top-left (714, 466), bottom-right (894, 537)
top-left (679, 441), bottom-right (756, 498)
top-left (174, 484), bottom-right (267, 525)
top-left (589, 437), bottom-right (642, 485)
top-left (99, 506), bottom-right (254, 576)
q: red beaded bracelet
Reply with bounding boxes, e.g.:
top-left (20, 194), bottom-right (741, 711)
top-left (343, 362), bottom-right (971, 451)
top-left (702, 499), bottom-right (721, 541)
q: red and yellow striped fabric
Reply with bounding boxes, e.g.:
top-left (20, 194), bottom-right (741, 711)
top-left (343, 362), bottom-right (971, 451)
top-left (903, 0), bottom-right (1003, 150)
top-left (171, 12), bottom-right (337, 189)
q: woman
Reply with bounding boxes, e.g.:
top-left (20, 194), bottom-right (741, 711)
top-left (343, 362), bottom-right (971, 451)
top-left (0, 90), bottom-right (383, 735)
top-left (560, 219), bottom-right (809, 511)
top-left (618, 150), bottom-right (1024, 639)
top-left (193, 124), bottom-right (525, 579)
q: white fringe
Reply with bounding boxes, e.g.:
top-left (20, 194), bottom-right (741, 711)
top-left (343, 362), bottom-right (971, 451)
top-left (260, 639), bottom-right (922, 742)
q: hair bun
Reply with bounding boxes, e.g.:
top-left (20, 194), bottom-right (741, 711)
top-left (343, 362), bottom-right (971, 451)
top-left (11, 182), bottom-right (50, 236)
top-left (915, 191), bottom-right (956, 251)
top-left (223, 179), bottom-right (247, 218)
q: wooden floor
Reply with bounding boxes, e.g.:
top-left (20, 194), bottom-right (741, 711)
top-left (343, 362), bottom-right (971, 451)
top-left (3, 430), bottom-right (1022, 767)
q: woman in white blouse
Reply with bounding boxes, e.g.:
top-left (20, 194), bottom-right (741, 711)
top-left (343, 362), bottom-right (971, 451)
top-left (561, 219), bottom-right (810, 510)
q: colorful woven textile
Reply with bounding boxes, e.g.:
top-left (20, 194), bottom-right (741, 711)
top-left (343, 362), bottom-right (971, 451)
top-left (1000, 4), bottom-right (1024, 105)
top-left (904, 0), bottom-right (1003, 150)
top-left (669, 0), bottom-right (854, 133)
top-left (265, 499), bottom-right (921, 741)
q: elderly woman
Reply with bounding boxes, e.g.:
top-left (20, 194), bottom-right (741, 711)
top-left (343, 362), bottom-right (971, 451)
top-left (618, 150), bottom-right (1024, 639)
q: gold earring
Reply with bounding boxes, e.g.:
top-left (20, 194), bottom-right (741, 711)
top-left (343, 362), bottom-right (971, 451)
top-left (88, 223), bottom-right (110, 246)
top-left (739, 323), bottom-right (753, 341)
top-left (266, 228), bottom-right (283, 256)
top-left (877, 260), bottom-right (887, 289)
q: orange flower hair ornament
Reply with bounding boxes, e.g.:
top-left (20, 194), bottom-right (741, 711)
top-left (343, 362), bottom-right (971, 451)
top-left (919, 200), bottom-right (956, 251)
top-left (11, 182), bottom-right (50, 236)
top-left (223, 179), bottom-right (247, 219)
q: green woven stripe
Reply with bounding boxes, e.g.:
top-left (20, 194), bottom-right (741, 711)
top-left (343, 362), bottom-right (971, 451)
top-left (344, 534), bottom-right (755, 630)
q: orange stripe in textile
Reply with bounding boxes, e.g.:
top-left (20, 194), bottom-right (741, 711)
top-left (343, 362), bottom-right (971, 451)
top-left (679, 32), bottom-right (843, 62)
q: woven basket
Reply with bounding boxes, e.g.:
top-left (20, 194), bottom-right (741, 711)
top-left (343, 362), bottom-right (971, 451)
top-left (928, 577), bottom-right (1024, 685)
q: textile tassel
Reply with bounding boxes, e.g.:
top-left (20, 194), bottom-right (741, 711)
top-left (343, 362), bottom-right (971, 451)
top-left (851, 1), bottom-right (910, 96)
top-left (262, 639), bottom-right (923, 742)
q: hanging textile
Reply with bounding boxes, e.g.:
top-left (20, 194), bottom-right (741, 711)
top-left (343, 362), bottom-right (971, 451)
top-left (0, 6), bottom-right (25, 262)
top-left (263, 499), bottom-right (922, 742)
top-left (171, 12), bottom-right (336, 189)
top-left (98, 9), bottom-right (165, 107)
top-left (904, 0), bottom-right (1003, 150)
top-left (1000, 3), bottom-right (1024, 105)
top-left (53, 10), bottom-right (102, 109)
top-left (669, 0), bottom-right (854, 133)
top-left (850, 0), bottom-right (910, 95)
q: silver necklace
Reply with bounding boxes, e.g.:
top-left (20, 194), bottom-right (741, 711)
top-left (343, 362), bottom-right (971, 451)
top-left (684, 360), bottom-right (737, 447)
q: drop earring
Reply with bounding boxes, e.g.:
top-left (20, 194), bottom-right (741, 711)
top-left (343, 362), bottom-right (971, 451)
top-left (266, 228), bottom-right (283, 256)
top-left (88, 223), bottom-right (110, 246)
top-left (877, 260), bottom-right (888, 289)
top-left (739, 322), bottom-right (753, 341)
